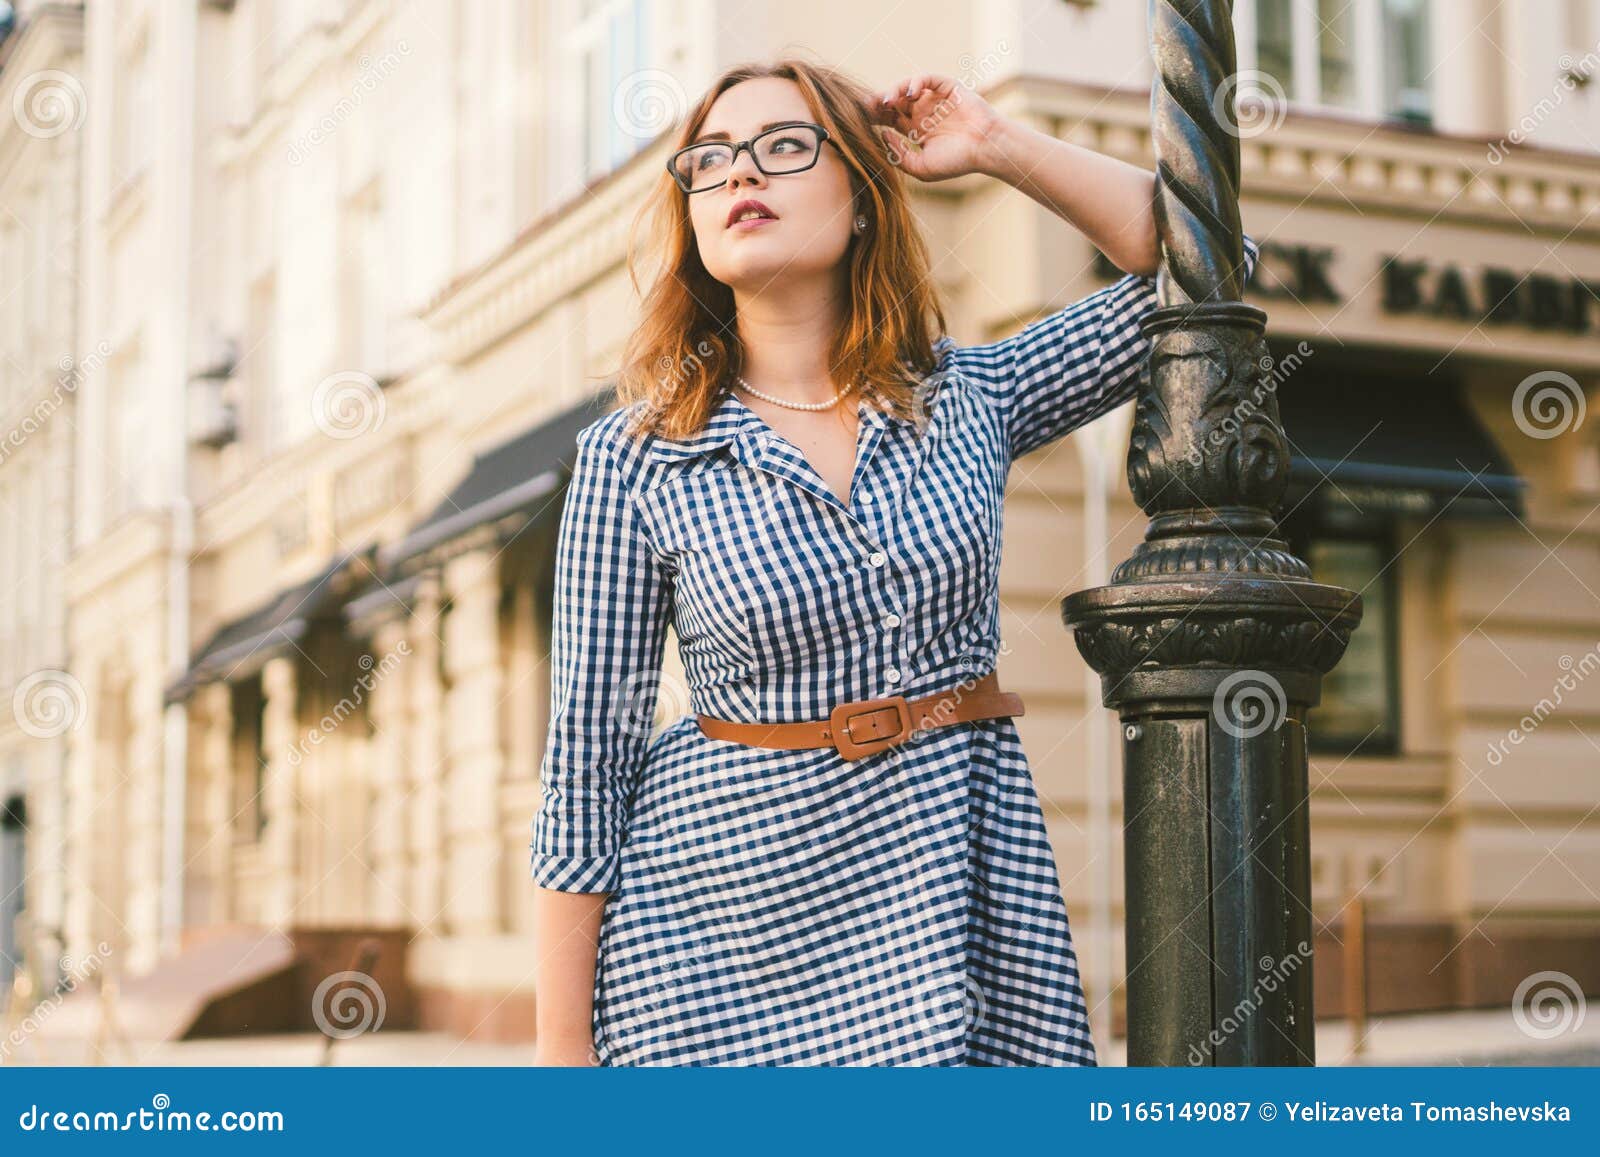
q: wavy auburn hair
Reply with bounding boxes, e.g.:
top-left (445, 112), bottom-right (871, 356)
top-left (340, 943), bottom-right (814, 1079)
top-left (616, 57), bottom-right (949, 443)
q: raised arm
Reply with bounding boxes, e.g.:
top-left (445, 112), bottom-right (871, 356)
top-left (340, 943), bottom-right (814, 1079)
top-left (871, 73), bottom-right (1261, 459)
top-left (872, 72), bottom-right (1163, 275)
top-left (952, 234), bottom-right (1261, 460)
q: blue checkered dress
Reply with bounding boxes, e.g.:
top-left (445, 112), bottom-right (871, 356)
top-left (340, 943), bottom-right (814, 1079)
top-left (532, 237), bottom-right (1261, 1066)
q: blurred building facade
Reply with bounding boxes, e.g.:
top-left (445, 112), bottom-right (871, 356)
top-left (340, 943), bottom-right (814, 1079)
top-left (0, 0), bottom-right (1597, 1045)
top-left (0, 0), bottom-right (82, 996)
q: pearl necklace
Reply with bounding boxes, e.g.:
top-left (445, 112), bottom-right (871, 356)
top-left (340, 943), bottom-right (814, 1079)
top-left (734, 374), bottom-right (855, 412)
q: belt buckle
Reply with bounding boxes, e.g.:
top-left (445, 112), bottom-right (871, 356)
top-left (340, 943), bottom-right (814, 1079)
top-left (829, 695), bottom-right (913, 760)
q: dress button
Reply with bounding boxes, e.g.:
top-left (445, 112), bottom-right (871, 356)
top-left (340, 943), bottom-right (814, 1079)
top-left (859, 489), bottom-right (873, 505)
top-left (868, 551), bottom-right (886, 568)
top-left (883, 613), bottom-right (901, 629)
top-left (885, 667), bottom-right (901, 684)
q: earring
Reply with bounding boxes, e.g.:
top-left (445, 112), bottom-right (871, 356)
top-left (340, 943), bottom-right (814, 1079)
top-left (853, 213), bottom-right (868, 233)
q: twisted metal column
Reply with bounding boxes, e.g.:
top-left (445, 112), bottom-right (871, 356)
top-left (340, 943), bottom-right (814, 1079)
top-left (1061, 0), bottom-right (1362, 1066)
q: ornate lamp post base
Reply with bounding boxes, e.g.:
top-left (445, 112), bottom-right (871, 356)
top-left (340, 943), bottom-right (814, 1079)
top-left (1062, 301), bottom-right (1362, 1066)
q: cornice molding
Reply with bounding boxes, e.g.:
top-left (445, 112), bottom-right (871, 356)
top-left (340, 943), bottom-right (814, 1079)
top-left (63, 506), bottom-right (172, 603)
top-left (998, 75), bottom-right (1600, 237)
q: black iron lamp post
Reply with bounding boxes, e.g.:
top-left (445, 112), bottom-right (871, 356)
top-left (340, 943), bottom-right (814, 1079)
top-left (1061, 0), bottom-right (1363, 1066)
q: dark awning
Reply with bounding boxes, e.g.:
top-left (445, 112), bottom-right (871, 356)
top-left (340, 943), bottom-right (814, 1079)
top-left (1277, 359), bottom-right (1525, 523)
top-left (163, 545), bottom-right (379, 704)
top-left (381, 386), bottom-right (616, 573)
top-left (342, 571), bottom-right (423, 637)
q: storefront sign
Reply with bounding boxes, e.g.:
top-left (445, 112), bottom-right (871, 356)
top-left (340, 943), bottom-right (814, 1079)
top-left (1096, 243), bottom-right (1600, 337)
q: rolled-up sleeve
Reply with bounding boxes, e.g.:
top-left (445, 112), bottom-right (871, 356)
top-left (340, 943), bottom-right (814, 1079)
top-left (959, 233), bottom-right (1261, 461)
top-left (531, 420), bottom-right (674, 894)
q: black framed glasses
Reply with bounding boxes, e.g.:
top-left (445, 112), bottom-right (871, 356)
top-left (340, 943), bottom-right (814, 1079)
top-left (667, 122), bottom-right (834, 194)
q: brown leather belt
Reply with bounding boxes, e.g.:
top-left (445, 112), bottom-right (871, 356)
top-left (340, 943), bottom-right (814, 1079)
top-left (696, 670), bottom-right (1025, 761)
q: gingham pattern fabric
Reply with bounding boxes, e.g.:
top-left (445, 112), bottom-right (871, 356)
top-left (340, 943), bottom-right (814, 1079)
top-left (532, 236), bottom-right (1261, 1066)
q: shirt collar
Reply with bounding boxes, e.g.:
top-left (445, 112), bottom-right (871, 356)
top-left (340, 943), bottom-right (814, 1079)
top-left (647, 387), bottom-right (896, 464)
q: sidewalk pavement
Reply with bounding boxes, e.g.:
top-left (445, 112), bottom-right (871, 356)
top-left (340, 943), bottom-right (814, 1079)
top-left (3, 1006), bottom-right (1594, 1067)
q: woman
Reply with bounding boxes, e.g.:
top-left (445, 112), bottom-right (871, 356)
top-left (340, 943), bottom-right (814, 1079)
top-left (531, 58), bottom-right (1259, 1066)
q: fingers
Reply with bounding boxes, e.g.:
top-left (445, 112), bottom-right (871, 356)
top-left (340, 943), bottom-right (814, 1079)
top-left (877, 73), bottom-right (956, 107)
top-left (873, 73), bottom-right (959, 136)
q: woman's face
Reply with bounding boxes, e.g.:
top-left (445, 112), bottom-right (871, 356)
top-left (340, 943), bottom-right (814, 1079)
top-left (682, 77), bottom-right (858, 291)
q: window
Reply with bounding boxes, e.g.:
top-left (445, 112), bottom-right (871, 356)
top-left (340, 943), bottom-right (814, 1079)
top-left (246, 272), bottom-right (278, 452)
top-left (1279, 524), bottom-right (1402, 755)
top-left (1240, 0), bottom-right (1432, 125)
top-left (1380, 0), bottom-right (1431, 122)
top-left (106, 342), bottom-right (148, 521)
top-left (548, 0), bottom-right (656, 200)
top-left (1316, 0), bottom-right (1357, 108)
top-left (338, 182), bottom-right (389, 379)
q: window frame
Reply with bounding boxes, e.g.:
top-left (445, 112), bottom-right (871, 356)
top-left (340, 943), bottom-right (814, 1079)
top-left (1278, 515), bottom-right (1404, 757)
top-left (1235, 0), bottom-right (1433, 127)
